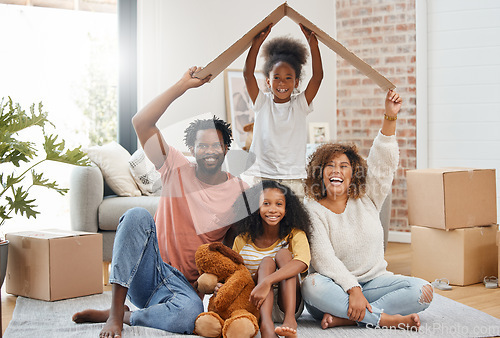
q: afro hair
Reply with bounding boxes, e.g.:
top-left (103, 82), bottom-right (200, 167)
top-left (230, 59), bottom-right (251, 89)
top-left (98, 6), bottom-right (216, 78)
top-left (183, 115), bottom-right (233, 149)
top-left (262, 36), bottom-right (309, 81)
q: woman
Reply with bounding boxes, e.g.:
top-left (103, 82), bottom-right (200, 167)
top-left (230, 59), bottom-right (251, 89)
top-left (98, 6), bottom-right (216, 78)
top-left (302, 90), bottom-right (433, 331)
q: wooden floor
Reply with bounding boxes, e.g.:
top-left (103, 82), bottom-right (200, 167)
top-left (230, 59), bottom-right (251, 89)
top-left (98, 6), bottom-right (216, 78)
top-left (2, 242), bottom-right (499, 335)
top-left (385, 243), bottom-right (500, 319)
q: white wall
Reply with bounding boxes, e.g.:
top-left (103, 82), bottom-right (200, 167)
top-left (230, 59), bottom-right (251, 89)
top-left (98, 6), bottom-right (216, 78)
top-left (420, 0), bottom-right (500, 223)
top-left (137, 0), bottom-right (336, 152)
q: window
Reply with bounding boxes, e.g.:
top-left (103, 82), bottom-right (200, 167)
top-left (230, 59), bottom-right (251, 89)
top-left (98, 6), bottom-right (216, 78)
top-left (0, 1), bottom-right (118, 233)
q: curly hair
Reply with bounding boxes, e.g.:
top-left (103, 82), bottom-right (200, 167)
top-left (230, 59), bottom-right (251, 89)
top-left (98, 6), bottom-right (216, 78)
top-left (262, 37), bottom-right (309, 81)
top-left (183, 115), bottom-right (232, 149)
top-left (230, 180), bottom-right (311, 243)
top-left (305, 143), bottom-right (368, 201)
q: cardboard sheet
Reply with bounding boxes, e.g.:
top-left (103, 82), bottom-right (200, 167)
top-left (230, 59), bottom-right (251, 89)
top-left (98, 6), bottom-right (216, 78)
top-left (195, 2), bottom-right (395, 91)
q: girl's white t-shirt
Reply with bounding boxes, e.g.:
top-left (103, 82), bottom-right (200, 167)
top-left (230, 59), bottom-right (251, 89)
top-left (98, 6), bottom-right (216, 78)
top-left (245, 90), bottom-right (313, 179)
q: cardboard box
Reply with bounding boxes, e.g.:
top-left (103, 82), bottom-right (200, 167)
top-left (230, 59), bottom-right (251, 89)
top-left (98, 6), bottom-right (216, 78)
top-left (194, 2), bottom-right (395, 91)
top-left (6, 229), bottom-right (103, 301)
top-left (407, 168), bottom-right (497, 229)
top-left (497, 231), bottom-right (500, 280)
top-left (411, 225), bottom-right (498, 286)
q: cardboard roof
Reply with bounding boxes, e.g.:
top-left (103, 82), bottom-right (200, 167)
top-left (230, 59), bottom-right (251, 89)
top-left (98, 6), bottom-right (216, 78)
top-left (195, 2), bottom-right (395, 91)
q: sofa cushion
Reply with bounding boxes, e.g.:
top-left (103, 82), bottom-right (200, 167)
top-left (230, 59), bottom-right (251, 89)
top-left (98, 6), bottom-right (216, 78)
top-left (98, 196), bottom-right (160, 231)
top-left (129, 148), bottom-right (162, 196)
top-left (84, 142), bottom-right (141, 197)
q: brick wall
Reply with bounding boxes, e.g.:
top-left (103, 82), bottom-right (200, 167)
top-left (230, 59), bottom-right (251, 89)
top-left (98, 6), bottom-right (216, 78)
top-left (336, 0), bottom-right (416, 232)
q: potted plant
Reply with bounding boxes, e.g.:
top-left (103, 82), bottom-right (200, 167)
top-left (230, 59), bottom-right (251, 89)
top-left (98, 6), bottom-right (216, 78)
top-left (0, 97), bottom-right (90, 286)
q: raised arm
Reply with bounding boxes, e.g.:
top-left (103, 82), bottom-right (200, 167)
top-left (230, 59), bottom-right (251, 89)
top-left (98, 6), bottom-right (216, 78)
top-left (300, 24), bottom-right (324, 105)
top-left (380, 90), bottom-right (402, 136)
top-left (131, 67), bottom-right (211, 169)
top-left (244, 24), bottom-right (272, 104)
top-left (364, 90), bottom-right (402, 208)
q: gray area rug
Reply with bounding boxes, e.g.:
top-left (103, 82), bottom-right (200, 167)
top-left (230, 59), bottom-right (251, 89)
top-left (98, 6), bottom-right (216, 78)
top-left (4, 291), bottom-right (500, 337)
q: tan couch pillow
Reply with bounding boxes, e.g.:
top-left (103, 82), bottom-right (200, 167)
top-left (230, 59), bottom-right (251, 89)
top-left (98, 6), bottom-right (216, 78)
top-left (84, 142), bottom-right (141, 197)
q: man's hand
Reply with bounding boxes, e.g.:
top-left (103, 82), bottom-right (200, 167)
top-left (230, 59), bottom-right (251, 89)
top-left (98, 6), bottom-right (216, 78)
top-left (182, 66), bottom-right (211, 89)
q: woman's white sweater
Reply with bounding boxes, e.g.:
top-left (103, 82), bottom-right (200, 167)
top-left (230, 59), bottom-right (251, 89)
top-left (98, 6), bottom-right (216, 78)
top-left (305, 131), bottom-right (399, 292)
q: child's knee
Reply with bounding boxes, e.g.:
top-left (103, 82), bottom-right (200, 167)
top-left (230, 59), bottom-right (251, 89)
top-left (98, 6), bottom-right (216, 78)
top-left (275, 248), bottom-right (292, 267)
top-left (259, 256), bottom-right (277, 272)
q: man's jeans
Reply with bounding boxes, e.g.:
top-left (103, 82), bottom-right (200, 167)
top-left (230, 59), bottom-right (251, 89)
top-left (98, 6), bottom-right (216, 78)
top-left (109, 207), bottom-right (203, 333)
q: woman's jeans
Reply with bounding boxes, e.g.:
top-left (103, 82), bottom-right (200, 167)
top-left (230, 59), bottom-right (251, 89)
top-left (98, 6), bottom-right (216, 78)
top-left (302, 272), bottom-right (432, 327)
top-left (109, 207), bottom-right (203, 334)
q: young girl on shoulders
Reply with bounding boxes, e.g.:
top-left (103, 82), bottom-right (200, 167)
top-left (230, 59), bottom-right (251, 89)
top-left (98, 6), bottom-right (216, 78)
top-left (231, 180), bottom-right (312, 338)
top-left (243, 24), bottom-right (323, 199)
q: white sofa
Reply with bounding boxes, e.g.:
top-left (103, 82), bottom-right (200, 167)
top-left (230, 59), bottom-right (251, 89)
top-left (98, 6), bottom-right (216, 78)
top-left (69, 164), bottom-right (160, 263)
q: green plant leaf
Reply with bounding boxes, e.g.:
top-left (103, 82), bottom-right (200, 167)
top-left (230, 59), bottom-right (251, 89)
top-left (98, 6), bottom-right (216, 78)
top-left (1, 98), bottom-right (90, 227)
top-left (1, 174), bottom-right (23, 199)
top-left (0, 205), bottom-right (12, 227)
top-left (43, 135), bottom-right (90, 166)
top-left (5, 187), bottom-right (39, 219)
top-left (31, 171), bottom-right (68, 195)
top-left (5, 174), bottom-right (22, 189)
top-left (0, 139), bottom-right (36, 166)
top-left (0, 97), bottom-right (41, 166)
top-left (0, 98), bottom-right (49, 135)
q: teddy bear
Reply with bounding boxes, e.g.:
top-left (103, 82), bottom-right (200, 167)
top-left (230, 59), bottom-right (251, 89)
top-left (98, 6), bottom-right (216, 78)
top-left (193, 242), bottom-right (259, 338)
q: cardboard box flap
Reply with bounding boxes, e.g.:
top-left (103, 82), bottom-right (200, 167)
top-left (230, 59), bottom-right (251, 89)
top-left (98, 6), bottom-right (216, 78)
top-left (408, 167), bottom-right (483, 175)
top-left (195, 2), bottom-right (395, 91)
top-left (497, 229), bottom-right (500, 246)
top-left (6, 229), bottom-right (96, 240)
top-left (42, 228), bottom-right (97, 237)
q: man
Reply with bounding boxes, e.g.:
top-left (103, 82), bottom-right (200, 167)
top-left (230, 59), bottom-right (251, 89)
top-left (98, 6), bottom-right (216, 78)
top-left (72, 67), bottom-right (247, 337)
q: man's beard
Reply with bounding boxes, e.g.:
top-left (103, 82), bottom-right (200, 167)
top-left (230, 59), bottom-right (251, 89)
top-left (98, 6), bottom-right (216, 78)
top-left (196, 155), bottom-right (224, 175)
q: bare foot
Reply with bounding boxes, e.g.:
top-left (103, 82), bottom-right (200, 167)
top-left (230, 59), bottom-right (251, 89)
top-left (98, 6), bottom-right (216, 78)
top-left (100, 315), bottom-right (125, 338)
top-left (72, 305), bottom-right (130, 323)
top-left (275, 326), bottom-right (297, 337)
top-left (380, 313), bottom-right (420, 331)
top-left (260, 318), bottom-right (278, 338)
top-left (320, 313), bottom-right (356, 329)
